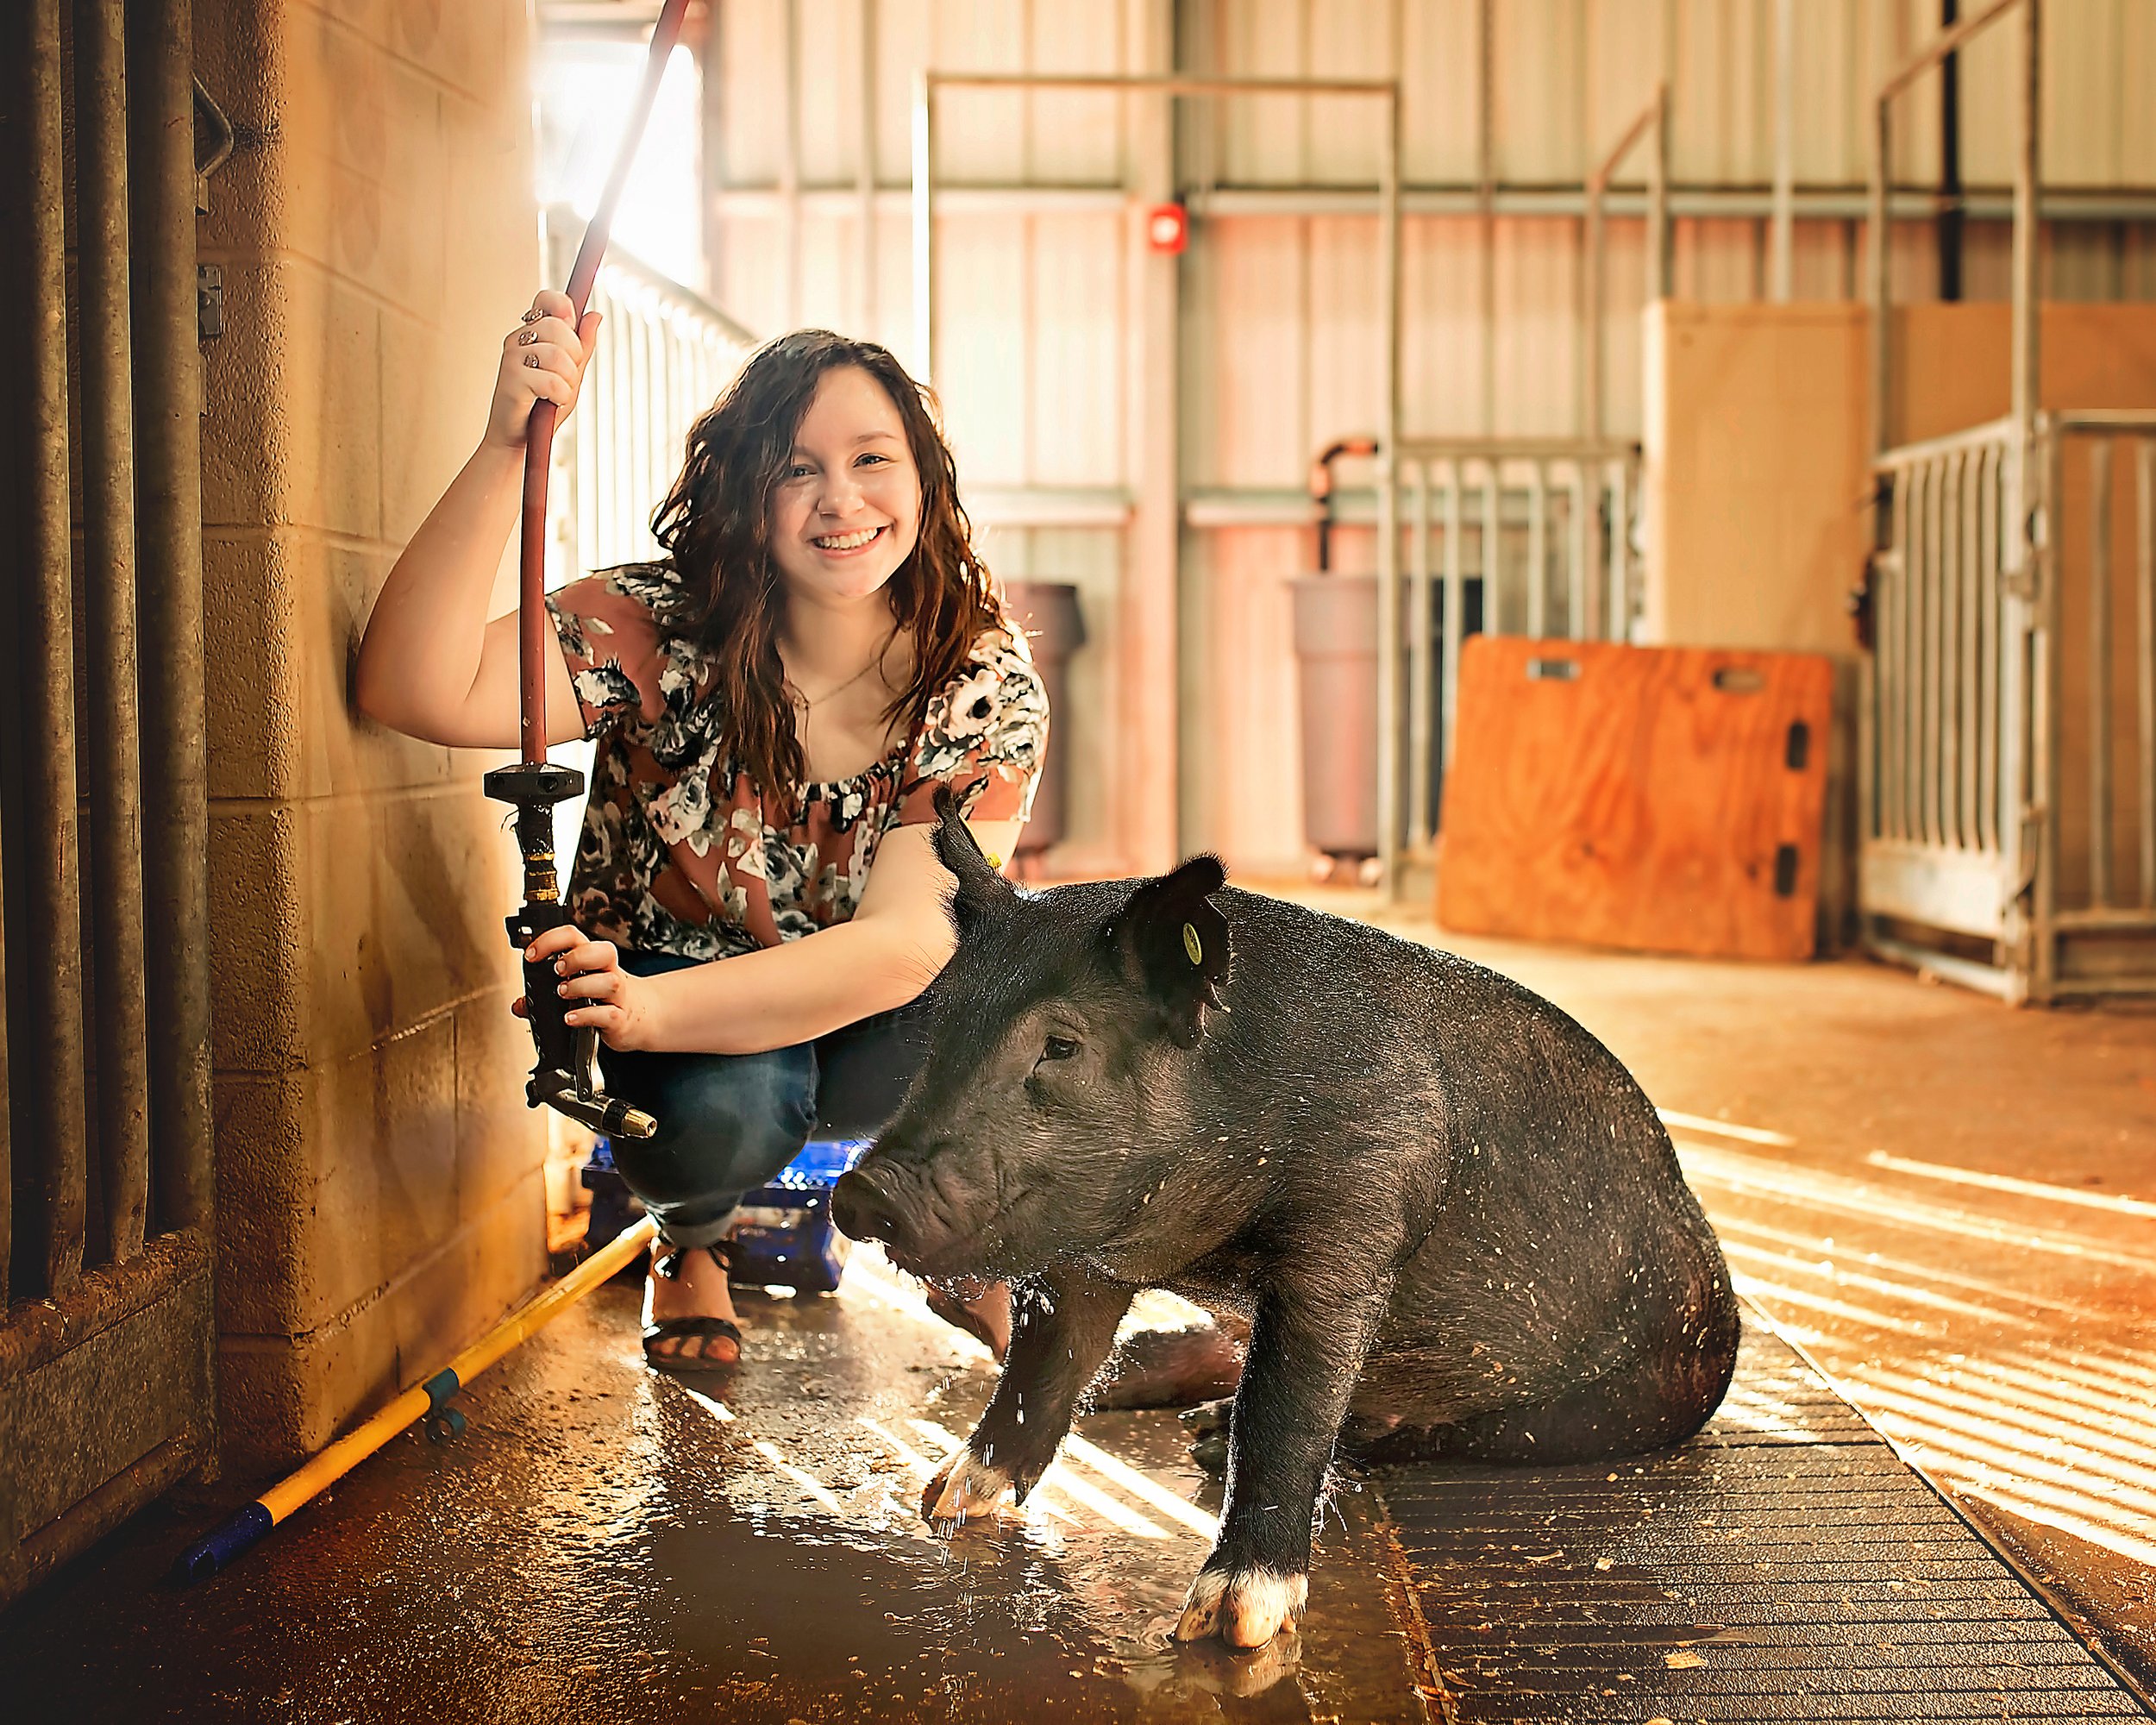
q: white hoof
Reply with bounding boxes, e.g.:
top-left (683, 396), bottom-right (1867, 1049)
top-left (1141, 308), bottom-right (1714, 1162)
top-left (922, 1444), bottom-right (1013, 1526)
top-left (1173, 1565), bottom-right (1308, 1647)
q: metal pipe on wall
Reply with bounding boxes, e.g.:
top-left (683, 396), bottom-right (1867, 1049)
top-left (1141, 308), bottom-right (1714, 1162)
top-left (22, 0), bottom-right (89, 1295)
top-left (128, 0), bottom-right (215, 1233)
top-left (1584, 87), bottom-right (1665, 442)
top-left (1376, 81), bottom-right (1403, 894)
top-left (1769, 0), bottom-right (1795, 302)
top-left (74, 0), bottom-right (153, 1266)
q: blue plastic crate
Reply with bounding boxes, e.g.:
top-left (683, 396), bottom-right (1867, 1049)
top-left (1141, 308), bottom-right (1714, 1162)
top-left (728, 1138), bottom-right (871, 1294)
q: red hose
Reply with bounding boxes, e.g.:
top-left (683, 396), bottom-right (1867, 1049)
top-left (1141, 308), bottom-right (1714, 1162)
top-left (518, 0), bottom-right (693, 762)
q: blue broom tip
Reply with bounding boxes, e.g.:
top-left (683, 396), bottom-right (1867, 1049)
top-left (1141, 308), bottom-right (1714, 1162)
top-left (176, 1502), bottom-right (275, 1582)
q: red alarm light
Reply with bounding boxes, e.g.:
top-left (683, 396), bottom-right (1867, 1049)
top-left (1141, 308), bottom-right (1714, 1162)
top-left (1145, 202), bottom-right (1188, 254)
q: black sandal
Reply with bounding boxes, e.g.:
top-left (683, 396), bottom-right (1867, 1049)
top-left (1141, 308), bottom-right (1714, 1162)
top-left (641, 1241), bottom-right (744, 1373)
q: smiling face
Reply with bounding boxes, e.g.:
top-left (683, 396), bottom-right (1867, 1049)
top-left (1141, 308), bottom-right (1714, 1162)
top-left (764, 363), bottom-right (924, 609)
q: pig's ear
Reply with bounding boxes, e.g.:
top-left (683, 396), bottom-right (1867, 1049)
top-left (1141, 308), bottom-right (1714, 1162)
top-left (931, 782), bottom-right (1012, 927)
top-left (1107, 856), bottom-right (1231, 1049)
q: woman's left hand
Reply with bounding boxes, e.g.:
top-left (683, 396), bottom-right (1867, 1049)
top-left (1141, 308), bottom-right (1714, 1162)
top-left (517, 926), bottom-right (664, 1051)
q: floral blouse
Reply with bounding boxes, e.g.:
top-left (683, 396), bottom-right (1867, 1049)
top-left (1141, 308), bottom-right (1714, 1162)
top-left (546, 562), bottom-right (1048, 961)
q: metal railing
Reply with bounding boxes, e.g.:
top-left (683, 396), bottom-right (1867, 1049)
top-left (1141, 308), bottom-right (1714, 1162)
top-left (1863, 411), bottom-right (2156, 1001)
top-left (1385, 438), bottom-right (1644, 857)
top-left (542, 206), bottom-right (755, 581)
top-left (2, 0), bottom-right (216, 1604)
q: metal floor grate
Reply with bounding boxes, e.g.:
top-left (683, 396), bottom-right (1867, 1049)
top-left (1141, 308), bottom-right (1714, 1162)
top-left (1377, 1321), bottom-right (2153, 1723)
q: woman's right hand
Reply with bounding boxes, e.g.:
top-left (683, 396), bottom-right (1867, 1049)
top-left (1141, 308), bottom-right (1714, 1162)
top-left (483, 288), bottom-right (601, 451)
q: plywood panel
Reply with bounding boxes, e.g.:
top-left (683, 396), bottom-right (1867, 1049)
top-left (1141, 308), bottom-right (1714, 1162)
top-left (1437, 637), bottom-right (1834, 960)
top-left (1642, 301), bottom-right (1870, 656)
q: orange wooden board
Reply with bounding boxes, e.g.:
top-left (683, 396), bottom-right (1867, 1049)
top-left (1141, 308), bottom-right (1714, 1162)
top-left (1436, 637), bottom-right (1835, 961)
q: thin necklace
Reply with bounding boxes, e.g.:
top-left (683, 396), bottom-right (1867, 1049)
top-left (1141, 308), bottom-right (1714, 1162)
top-left (793, 630), bottom-right (898, 709)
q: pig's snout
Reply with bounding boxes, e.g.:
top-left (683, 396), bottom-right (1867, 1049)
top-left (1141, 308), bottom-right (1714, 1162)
top-left (831, 1166), bottom-right (910, 1248)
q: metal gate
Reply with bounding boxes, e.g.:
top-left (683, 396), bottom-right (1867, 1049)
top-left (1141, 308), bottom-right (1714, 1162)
top-left (0, 0), bottom-right (217, 1603)
top-left (1857, 0), bottom-right (2156, 1001)
top-left (1865, 414), bottom-right (2156, 1001)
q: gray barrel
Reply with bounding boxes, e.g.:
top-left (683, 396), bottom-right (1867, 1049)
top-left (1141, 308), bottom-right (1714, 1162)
top-left (1001, 580), bottom-right (1085, 856)
top-left (1291, 574), bottom-right (1380, 860)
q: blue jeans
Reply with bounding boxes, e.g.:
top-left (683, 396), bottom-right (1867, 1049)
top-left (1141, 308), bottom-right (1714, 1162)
top-left (598, 950), bottom-right (932, 1249)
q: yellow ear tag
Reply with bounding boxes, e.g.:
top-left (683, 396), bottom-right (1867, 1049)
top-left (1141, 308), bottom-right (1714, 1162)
top-left (987, 852), bottom-right (1003, 869)
top-left (1181, 922), bottom-right (1203, 965)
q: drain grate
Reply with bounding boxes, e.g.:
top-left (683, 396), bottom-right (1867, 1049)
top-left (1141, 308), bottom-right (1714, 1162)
top-left (1376, 1322), bottom-right (2153, 1723)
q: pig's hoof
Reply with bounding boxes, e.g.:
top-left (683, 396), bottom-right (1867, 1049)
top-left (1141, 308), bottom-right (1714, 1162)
top-left (1174, 1565), bottom-right (1308, 1647)
top-left (922, 1446), bottom-right (1013, 1526)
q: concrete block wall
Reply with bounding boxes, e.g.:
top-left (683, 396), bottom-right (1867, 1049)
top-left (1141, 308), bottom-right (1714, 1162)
top-left (194, 0), bottom-right (546, 1471)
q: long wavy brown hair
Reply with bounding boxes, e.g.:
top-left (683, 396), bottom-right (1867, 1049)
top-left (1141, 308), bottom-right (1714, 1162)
top-left (650, 329), bottom-right (1006, 806)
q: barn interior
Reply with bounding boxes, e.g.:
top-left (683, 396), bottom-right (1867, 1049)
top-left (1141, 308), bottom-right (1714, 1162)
top-left (1, 2), bottom-right (2153, 1721)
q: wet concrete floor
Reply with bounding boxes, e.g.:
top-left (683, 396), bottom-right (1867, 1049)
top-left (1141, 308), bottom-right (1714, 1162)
top-left (4, 902), bottom-right (2152, 1721)
top-left (0, 1258), bottom-right (1434, 1722)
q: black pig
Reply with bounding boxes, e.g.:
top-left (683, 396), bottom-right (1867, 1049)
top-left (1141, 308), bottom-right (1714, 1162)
top-left (832, 795), bottom-right (1739, 1648)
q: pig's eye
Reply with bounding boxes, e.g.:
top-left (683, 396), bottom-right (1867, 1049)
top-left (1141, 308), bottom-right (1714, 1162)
top-left (1038, 1035), bottom-right (1079, 1065)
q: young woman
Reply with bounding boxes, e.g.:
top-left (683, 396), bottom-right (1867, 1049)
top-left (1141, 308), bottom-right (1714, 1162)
top-left (355, 292), bottom-right (1044, 1371)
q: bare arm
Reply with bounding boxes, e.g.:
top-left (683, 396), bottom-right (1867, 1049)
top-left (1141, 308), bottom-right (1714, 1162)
top-left (353, 288), bottom-right (598, 749)
top-left (529, 819), bottom-right (1026, 1054)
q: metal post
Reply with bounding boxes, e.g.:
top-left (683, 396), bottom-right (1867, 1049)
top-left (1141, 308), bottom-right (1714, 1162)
top-left (1482, 465), bottom-right (1502, 636)
top-left (1649, 84), bottom-right (1671, 298)
top-left (22, 0), bottom-right (88, 1294)
top-left (2012, 0), bottom-right (2045, 993)
top-left (76, 0), bottom-right (152, 1264)
top-left (1407, 464), bottom-right (1432, 849)
top-left (2090, 438), bottom-right (2113, 906)
top-left (1869, 92), bottom-right (1891, 459)
top-left (1442, 463), bottom-right (1464, 775)
top-left (1377, 79), bottom-right (1404, 893)
top-left (1526, 461), bottom-right (1548, 638)
top-left (1769, 0), bottom-right (1795, 302)
top-left (2139, 439), bottom-right (2155, 907)
top-left (1584, 172), bottom-right (1605, 441)
top-left (129, 0), bottom-right (214, 1234)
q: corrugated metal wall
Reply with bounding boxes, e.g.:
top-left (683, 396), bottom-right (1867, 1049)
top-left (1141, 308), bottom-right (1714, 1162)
top-left (707, 0), bottom-right (2156, 877)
